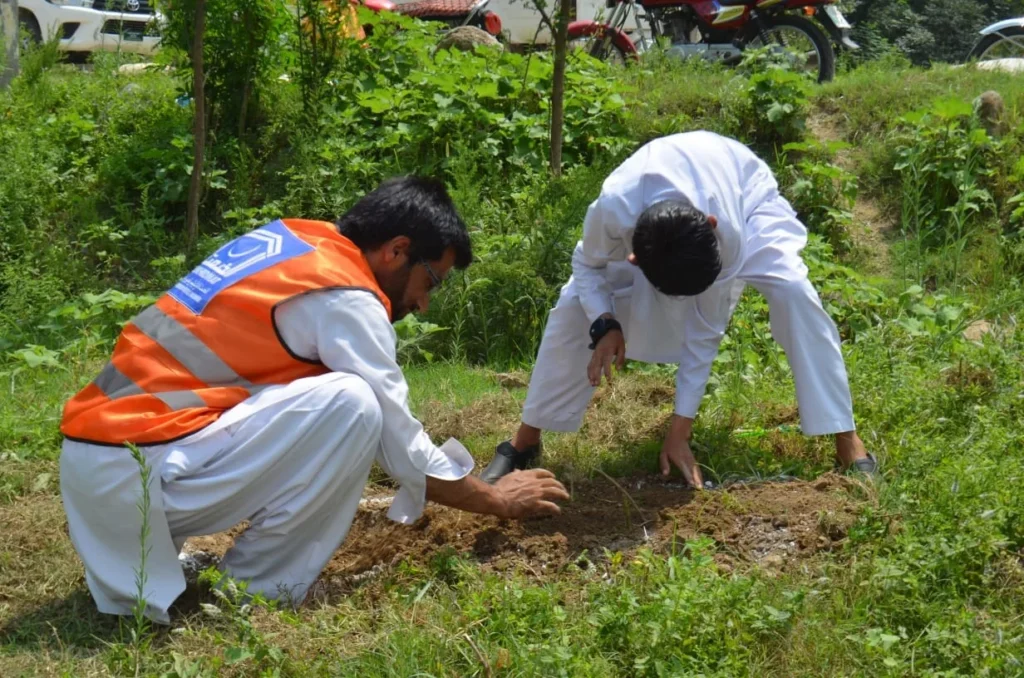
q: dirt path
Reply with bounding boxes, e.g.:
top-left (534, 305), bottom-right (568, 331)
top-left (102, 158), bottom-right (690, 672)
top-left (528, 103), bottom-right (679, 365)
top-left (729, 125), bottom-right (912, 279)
top-left (807, 110), bottom-right (895, 275)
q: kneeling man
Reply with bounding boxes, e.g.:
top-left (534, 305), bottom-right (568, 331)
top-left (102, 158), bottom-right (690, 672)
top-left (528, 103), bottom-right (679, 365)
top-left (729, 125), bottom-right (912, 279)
top-left (60, 177), bottom-right (568, 623)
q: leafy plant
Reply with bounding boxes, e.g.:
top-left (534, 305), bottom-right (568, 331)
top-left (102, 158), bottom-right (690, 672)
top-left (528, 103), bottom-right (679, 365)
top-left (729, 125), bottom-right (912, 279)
top-left (40, 289), bottom-right (159, 348)
top-left (739, 50), bottom-right (812, 149)
top-left (395, 315), bottom-right (448, 365)
top-left (893, 97), bottom-right (994, 289)
top-left (781, 140), bottom-right (859, 254)
top-left (198, 573), bottom-right (293, 674)
top-left (430, 260), bottom-right (553, 366)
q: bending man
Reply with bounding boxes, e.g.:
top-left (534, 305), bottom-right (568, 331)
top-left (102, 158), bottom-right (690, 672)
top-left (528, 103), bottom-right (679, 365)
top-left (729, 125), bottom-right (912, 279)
top-left (481, 131), bottom-right (876, 485)
top-left (60, 177), bottom-right (569, 623)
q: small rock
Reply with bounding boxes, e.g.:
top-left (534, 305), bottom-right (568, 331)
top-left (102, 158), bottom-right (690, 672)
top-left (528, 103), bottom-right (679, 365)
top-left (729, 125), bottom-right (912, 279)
top-left (178, 550), bottom-right (221, 583)
top-left (963, 320), bottom-right (992, 342)
top-left (493, 372), bottom-right (528, 389)
top-left (761, 554), bottom-right (785, 568)
top-left (434, 26), bottom-right (501, 54)
top-left (826, 524), bottom-right (847, 541)
top-left (117, 63), bottom-right (152, 75)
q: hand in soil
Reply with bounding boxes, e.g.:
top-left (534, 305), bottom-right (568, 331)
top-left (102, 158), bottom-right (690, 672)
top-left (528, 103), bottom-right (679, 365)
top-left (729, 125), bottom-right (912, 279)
top-left (587, 329), bottom-right (625, 386)
top-left (661, 421), bottom-right (704, 487)
top-left (494, 469), bottom-right (571, 519)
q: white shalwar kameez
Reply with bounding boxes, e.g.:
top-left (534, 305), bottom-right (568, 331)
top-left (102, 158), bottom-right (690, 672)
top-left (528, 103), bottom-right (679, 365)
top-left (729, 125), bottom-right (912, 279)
top-left (60, 290), bottom-right (473, 623)
top-left (521, 131), bottom-right (856, 437)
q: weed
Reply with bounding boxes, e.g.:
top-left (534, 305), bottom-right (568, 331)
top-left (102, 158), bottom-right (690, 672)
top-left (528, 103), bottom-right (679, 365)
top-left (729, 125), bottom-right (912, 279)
top-left (780, 140), bottom-right (859, 255)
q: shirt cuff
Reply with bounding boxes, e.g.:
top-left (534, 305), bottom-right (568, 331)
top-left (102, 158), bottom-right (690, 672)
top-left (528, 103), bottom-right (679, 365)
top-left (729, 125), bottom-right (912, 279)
top-left (387, 438), bottom-right (475, 525)
top-left (579, 293), bottom-right (614, 324)
top-left (674, 387), bottom-right (703, 420)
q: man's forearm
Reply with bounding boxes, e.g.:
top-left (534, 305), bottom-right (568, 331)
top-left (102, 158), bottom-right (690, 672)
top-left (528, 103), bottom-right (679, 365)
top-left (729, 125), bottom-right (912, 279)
top-left (425, 474), bottom-right (508, 518)
top-left (572, 244), bottom-right (616, 322)
top-left (674, 342), bottom-right (720, 419)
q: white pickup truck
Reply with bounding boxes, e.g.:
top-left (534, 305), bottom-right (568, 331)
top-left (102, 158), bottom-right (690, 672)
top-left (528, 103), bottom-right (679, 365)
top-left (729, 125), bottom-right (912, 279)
top-left (18, 0), bottom-right (162, 56)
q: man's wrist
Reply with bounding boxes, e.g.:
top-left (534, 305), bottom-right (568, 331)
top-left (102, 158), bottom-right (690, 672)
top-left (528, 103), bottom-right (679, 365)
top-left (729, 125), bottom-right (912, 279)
top-left (589, 316), bottom-right (623, 349)
top-left (669, 414), bottom-right (694, 441)
top-left (480, 477), bottom-right (512, 519)
top-left (427, 475), bottom-right (510, 518)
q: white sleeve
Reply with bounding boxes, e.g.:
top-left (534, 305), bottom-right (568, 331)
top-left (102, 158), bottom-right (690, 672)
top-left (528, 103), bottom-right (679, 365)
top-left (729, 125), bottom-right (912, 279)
top-left (276, 289), bottom-right (473, 525)
top-left (573, 198), bottom-right (630, 322)
top-left (674, 282), bottom-right (740, 418)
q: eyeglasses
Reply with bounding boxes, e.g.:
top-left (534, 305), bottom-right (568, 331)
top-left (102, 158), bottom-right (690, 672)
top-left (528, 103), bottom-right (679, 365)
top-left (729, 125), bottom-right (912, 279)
top-left (421, 260), bottom-right (443, 290)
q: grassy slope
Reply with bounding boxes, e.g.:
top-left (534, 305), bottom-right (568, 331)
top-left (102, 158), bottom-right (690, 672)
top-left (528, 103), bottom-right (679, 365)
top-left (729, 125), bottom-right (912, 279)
top-left (3, 62), bottom-right (1024, 676)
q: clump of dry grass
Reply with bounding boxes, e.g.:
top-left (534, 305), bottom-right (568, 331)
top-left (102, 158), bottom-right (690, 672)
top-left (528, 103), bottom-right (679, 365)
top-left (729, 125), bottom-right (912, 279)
top-left (580, 373), bottom-right (675, 451)
top-left (418, 390), bottom-right (522, 442)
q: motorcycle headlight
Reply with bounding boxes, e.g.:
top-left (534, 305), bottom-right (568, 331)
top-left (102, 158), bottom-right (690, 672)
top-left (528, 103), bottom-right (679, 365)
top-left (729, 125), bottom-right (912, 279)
top-left (47, 0), bottom-right (95, 7)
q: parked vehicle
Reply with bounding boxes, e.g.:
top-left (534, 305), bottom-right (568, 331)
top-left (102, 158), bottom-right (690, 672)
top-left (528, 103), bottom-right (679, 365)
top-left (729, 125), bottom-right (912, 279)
top-left (967, 17), bottom-right (1024, 62)
top-left (567, 0), bottom-right (858, 82)
top-left (464, 0), bottom-right (612, 45)
top-left (18, 0), bottom-right (162, 56)
top-left (341, 0), bottom-right (503, 40)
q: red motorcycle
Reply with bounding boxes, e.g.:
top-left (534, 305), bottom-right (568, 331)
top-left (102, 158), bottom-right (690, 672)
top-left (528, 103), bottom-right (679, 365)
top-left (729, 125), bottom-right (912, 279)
top-left (567, 0), bottom-right (858, 82)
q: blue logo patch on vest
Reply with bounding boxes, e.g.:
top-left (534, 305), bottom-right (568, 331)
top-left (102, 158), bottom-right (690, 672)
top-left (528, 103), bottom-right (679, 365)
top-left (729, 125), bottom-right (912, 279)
top-left (169, 220), bottom-right (315, 314)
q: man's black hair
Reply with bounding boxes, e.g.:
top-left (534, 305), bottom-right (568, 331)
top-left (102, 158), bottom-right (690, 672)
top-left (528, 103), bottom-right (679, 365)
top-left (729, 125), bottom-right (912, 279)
top-left (336, 176), bottom-right (472, 269)
top-left (631, 198), bottom-right (721, 296)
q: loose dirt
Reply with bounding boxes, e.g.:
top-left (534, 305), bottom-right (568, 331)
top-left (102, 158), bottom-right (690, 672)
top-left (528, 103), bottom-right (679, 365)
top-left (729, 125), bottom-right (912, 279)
top-left (185, 474), bottom-right (862, 593)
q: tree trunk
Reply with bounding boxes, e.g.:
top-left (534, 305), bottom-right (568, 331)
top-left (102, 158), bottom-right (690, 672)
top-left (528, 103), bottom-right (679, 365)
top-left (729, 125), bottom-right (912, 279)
top-left (237, 7), bottom-right (254, 140)
top-left (549, 0), bottom-right (571, 177)
top-left (186, 0), bottom-right (207, 249)
top-left (0, 0), bottom-right (19, 90)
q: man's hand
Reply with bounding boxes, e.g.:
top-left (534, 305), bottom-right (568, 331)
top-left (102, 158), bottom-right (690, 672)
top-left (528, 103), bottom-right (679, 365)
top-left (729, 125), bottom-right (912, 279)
top-left (587, 326), bottom-right (625, 387)
top-left (493, 469), bottom-right (570, 519)
top-left (661, 415), bottom-right (703, 487)
top-left (426, 469), bottom-right (569, 519)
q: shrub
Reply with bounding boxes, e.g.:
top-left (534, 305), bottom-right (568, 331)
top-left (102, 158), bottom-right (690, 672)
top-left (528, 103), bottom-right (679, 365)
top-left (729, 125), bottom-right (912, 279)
top-left (429, 260), bottom-right (554, 366)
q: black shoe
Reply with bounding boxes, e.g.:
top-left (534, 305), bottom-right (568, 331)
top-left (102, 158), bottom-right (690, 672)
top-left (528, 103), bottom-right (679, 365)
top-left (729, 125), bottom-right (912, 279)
top-left (480, 441), bottom-right (540, 484)
top-left (835, 452), bottom-right (879, 478)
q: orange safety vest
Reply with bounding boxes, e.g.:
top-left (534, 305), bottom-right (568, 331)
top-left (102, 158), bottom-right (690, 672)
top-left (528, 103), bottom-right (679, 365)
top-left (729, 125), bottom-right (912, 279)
top-left (61, 219), bottom-right (391, 447)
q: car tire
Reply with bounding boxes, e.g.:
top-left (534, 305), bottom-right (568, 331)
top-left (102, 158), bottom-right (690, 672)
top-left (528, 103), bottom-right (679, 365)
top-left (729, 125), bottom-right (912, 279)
top-left (18, 10), bottom-right (43, 53)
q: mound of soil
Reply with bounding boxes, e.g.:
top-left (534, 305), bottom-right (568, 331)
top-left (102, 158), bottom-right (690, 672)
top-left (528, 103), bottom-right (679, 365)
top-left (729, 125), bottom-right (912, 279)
top-left (186, 474), bottom-right (861, 592)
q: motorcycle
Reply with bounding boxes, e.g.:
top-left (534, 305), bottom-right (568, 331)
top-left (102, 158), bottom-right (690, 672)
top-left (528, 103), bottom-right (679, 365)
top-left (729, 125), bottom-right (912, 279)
top-left (967, 17), bottom-right (1024, 63)
top-left (342, 0), bottom-right (503, 41)
top-left (567, 0), bottom-right (858, 83)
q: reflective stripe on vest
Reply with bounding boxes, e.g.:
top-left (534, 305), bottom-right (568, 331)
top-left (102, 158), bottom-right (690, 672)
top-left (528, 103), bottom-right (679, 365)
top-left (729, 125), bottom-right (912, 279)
top-left (94, 361), bottom-right (144, 400)
top-left (133, 305), bottom-right (259, 392)
top-left (91, 305), bottom-right (267, 410)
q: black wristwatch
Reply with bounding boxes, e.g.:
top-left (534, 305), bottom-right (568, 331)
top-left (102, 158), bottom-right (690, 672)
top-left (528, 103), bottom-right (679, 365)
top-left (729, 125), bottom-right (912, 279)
top-left (589, 317), bottom-right (623, 350)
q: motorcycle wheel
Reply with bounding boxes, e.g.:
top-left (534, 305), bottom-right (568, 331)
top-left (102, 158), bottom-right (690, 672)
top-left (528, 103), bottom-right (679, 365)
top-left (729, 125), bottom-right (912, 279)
top-left (745, 14), bottom-right (836, 83)
top-left (968, 26), bottom-right (1024, 61)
